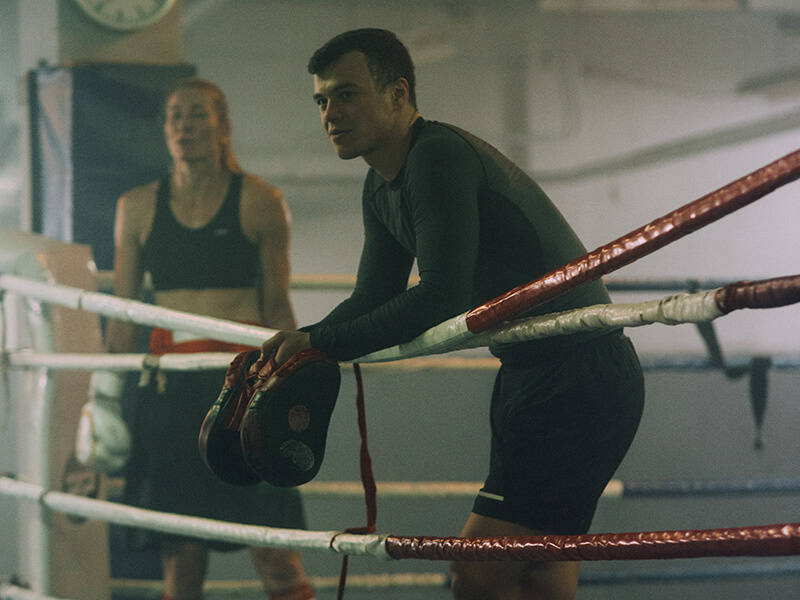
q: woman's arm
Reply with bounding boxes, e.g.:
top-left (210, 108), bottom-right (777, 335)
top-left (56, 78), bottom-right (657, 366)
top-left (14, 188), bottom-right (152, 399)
top-left (241, 175), bottom-right (297, 331)
top-left (105, 187), bottom-right (152, 353)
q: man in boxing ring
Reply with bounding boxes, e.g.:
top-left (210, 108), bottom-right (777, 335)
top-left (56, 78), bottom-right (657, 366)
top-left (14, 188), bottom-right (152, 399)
top-left (259, 28), bottom-right (645, 600)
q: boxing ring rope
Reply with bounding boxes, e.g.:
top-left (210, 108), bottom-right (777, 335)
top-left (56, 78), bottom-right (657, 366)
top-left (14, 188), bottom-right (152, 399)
top-left (0, 477), bottom-right (390, 558)
top-left (2, 148), bottom-right (800, 597)
top-left (14, 464), bottom-right (800, 503)
top-left (6, 462), bottom-right (800, 595)
top-left (6, 347), bottom-right (800, 375)
top-left (468, 147), bottom-right (800, 332)
top-left (3, 271), bottom-right (799, 366)
top-left (355, 145), bottom-right (800, 362)
top-left (7, 347), bottom-right (800, 374)
top-left (2, 474), bottom-right (800, 564)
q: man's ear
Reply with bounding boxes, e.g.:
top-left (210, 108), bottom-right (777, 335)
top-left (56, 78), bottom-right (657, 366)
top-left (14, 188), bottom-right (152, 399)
top-left (390, 78), bottom-right (410, 107)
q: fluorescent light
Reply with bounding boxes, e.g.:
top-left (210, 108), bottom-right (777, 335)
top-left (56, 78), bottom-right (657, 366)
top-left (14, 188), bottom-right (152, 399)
top-left (538, 0), bottom-right (740, 11)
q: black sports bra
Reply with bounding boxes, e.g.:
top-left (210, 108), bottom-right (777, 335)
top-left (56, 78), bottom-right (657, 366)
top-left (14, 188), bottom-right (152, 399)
top-left (141, 173), bottom-right (259, 291)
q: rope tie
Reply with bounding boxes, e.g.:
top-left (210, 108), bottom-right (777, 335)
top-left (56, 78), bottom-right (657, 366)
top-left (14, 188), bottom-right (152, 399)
top-left (687, 280), bottom-right (772, 449)
top-left (138, 355), bottom-right (167, 394)
top-left (748, 356), bottom-right (771, 451)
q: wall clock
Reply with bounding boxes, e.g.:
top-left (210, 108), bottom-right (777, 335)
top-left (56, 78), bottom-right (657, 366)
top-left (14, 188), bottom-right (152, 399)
top-left (73, 0), bottom-right (177, 32)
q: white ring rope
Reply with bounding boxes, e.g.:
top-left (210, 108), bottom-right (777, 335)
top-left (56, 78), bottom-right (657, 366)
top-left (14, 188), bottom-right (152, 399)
top-left (0, 274), bottom-right (278, 349)
top-left (0, 474), bottom-right (616, 567)
top-left (358, 289), bottom-right (722, 362)
top-left (7, 350), bottom-right (800, 374)
top-left (6, 349), bottom-right (239, 373)
top-left (4, 350), bottom-right (505, 373)
top-left (2, 274), bottom-right (725, 367)
top-left (0, 476), bottom-right (390, 560)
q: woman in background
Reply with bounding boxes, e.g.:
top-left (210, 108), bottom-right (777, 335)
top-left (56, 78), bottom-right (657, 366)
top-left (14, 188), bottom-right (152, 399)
top-left (104, 77), bottom-right (315, 600)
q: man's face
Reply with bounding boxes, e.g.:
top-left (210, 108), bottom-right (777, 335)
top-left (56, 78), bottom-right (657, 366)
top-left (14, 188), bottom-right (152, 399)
top-left (312, 51), bottom-right (396, 161)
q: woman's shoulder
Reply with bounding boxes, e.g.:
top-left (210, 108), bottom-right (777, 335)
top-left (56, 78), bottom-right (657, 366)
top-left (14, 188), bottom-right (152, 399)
top-left (238, 172), bottom-right (290, 241)
top-left (117, 180), bottom-right (160, 232)
top-left (239, 172), bottom-right (283, 205)
top-left (119, 179), bottom-right (160, 211)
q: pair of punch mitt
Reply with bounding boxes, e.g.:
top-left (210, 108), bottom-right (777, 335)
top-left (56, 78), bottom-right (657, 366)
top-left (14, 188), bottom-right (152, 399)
top-left (199, 348), bottom-right (341, 488)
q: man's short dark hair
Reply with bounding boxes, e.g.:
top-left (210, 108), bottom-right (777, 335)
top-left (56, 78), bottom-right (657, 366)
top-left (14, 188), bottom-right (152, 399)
top-left (307, 28), bottom-right (417, 108)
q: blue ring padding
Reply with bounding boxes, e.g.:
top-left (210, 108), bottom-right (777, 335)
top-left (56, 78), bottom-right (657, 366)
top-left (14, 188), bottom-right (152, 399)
top-left (639, 356), bottom-right (800, 371)
top-left (605, 278), bottom-right (734, 292)
top-left (622, 477), bottom-right (800, 498)
top-left (580, 560), bottom-right (800, 584)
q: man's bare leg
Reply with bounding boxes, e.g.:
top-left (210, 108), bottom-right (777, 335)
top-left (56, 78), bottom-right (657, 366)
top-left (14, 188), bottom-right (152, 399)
top-left (449, 513), bottom-right (580, 600)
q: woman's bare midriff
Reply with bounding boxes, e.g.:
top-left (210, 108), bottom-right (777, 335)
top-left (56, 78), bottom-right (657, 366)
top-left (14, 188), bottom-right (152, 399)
top-left (154, 287), bottom-right (262, 325)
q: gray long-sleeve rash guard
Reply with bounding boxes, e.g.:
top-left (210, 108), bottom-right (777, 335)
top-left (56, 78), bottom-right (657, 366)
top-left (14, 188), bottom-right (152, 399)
top-left (303, 118), bottom-right (612, 362)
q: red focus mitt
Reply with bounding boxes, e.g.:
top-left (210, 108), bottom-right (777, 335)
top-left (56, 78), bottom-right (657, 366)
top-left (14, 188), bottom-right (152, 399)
top-left (240, 348), bottom-right (341, 488)
top-left (198, 349), bottom-right (264, 486)
top-left (199, 348), bottom-right (341, 488)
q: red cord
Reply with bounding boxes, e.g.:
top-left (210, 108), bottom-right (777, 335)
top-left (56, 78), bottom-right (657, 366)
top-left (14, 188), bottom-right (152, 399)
top-left (336, 363), bottom-right (377, 600)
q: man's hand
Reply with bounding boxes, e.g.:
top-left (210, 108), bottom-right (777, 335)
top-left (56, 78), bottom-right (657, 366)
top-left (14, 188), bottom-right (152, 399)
top-left (261, 330), bottom-right (312, 366)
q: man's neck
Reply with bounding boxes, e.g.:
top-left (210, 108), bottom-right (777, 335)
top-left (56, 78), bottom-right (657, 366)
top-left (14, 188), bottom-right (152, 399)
top-left (365, 111), bottom-right (421, 181)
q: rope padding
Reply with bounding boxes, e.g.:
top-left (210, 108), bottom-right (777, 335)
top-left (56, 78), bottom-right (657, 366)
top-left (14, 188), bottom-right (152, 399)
top-left (385, 523), bottom-right (800, 562)
top-left (716, 274), bottom-right (800, 312)
top-left (466, 148), bottom-right (800, 332)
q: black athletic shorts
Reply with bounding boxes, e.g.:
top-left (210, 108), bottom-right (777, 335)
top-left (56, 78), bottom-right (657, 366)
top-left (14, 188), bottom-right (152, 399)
top-left (123, 367), bottom-right (307, 551)
top-left (472, 331), bottom-right (645, 535)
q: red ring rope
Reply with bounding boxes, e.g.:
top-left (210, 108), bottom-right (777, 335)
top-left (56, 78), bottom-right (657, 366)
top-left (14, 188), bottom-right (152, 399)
top-left (466, 148), bottom-right (800, 333)
top-left (384, 523), bottom-right (800, 562)
top-left (715, 273), bottom-right (800, 312)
